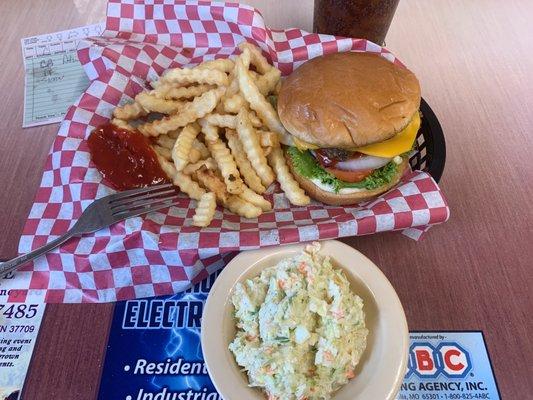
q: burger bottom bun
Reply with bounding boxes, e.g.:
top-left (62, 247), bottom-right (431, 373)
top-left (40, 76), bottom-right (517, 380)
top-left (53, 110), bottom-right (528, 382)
top-left (286, 154), bottom-right (409, 206)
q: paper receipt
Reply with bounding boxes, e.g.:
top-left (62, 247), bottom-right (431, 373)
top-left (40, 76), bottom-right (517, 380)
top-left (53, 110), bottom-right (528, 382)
top-left (21, 23), bottom-right (104, 128)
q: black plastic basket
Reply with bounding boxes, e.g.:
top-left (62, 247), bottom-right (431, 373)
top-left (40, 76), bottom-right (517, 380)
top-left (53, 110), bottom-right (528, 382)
top-left (409, 98), bottom-right (446, 182)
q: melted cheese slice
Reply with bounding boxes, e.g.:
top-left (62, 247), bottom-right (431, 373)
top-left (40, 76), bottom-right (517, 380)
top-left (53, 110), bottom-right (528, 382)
top-left (356, 112), bottom-right (420, 157)
top-left (292, 112), bottom-right (420, 158)
top-left (293, 136), bottom-right (319, 151)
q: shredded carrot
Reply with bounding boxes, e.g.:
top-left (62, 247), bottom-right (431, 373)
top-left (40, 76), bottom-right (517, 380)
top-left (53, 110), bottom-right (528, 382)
top-left (323, 350), bottom-right (334, 362)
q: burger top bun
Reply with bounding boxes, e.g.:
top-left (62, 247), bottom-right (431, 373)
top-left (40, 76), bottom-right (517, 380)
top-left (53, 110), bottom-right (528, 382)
top-left (278, 52), bottom-right (421, 149)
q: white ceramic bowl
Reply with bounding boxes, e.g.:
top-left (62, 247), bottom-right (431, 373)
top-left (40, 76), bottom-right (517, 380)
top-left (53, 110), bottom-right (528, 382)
top-left (201, 240), bottom-right (408, 400)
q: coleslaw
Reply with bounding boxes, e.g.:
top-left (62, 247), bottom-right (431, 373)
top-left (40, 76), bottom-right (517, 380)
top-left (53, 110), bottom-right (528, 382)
top-left (229, 242), bottom-right (368, 399)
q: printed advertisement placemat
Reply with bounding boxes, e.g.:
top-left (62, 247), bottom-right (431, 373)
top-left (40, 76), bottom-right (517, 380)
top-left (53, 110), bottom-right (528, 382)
top-left (98, 274), bottom-right (500, 400)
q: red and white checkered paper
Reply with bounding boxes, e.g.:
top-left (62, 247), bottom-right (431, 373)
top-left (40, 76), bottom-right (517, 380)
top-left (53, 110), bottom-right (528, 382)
top-left (9, 0), bottom-right (449, 303)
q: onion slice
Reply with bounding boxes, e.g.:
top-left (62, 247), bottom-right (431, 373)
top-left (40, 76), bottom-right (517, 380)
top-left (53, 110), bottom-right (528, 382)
top-left (334, 155), bottom-right (392, 171)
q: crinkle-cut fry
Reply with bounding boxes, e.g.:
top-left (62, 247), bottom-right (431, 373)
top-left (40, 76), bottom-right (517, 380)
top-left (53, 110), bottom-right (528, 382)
top-left (197, 58), bottom-right (235, 73)
top-left (182, 158), bottom-right (217, 175)
top-left (201, 112), bottom-right (262, 130)
top-left (238, 42), bottom-right (271, 74)
top-left (248, 111), bottom-right (263, 128)
top-left (225, 195), bottom-right (262, 219)
top-left (255, 67), bottom-right (281, 96)
top-left (199, 120), bottom-right (220, 141)
top-left (215, 101), bottom-right (226, 115)
top-left (195, 167), bottom-right (229, 204)
top-left (236, 109), bottom-right (275, 187)
top-left (113, 100), bottom-right (147, 120)
top-left (189, 148), bottom-right (202, 164)
top-left (172, 123), bottom-right (201, 171)
top-left (159, 154), bottom-right (205, 200)
top-left (192, 192), bottom-right (217, 227)
top-left (168, 129), bottom-right (181, 139)
top-left (225, 70), bottom-right (240, 99)
top-left (153, 83), bottom-right (215, 100)
top-left (225, 129), bottom-right (265, 194)
top-left (157, 135), bottom-right (176, 150)
top-left (262, 146), bottom-right (273, 157)
top-left (157, 154), bottom-right (177, 180)
top-left (259, 131), bottom-right (278, 148)
top-left (174, 171), bottom-right (206, 201)
top-left (192, 139), bottom-right (210, 158)
top-left (203, 113), bottom-right (236, 128)
top-left (138, 88), bottom-right (224, 137)
top-left (236, 52), bottom-right (286, 136)
top-left (222, 93), bottom-right (246, 114)
top-left (160, 67), bottom-right (229, 87)
top-left (239, 186), bottom-right (272, 211)
top-left (268, 144), bottom-right (310, 206)
top-left (111, 118), bottom-right (135, 131)
top-left (152, 144), bottom-right (172, 160)
top-left (206, 137), bottom-right (244, 194)
top-left (135, 91), bottom-right (184, 114)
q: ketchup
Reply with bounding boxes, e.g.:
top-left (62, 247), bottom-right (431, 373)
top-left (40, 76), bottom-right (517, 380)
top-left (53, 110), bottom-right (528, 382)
top-left (87, 123), bottom-right (170, 191)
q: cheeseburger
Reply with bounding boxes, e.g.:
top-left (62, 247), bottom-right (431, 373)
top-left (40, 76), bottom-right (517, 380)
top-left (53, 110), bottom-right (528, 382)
top-left (278, 52), bottom-right (421, 206)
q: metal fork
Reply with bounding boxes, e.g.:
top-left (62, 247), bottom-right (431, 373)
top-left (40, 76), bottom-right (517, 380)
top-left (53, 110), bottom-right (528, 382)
top-left (0, 183), bottom-right (179, 277)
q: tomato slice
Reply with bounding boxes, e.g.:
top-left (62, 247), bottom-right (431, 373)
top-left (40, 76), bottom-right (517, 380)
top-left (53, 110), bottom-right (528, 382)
top-left (325, 167), bottom-right (373, 183)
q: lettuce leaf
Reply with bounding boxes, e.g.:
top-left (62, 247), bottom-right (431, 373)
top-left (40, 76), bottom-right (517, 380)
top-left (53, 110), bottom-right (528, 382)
top-left (286, 147), bottom-right (399, 193)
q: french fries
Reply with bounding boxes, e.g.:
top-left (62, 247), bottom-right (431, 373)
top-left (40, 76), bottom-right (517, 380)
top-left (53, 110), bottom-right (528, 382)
top-left (111, 118), bottom-right (136, 131)
top-left (226, 195), bottom-right (262, 219)
top-left (236, 109), bottom-right (275, 187)
top-left (260, 131), bottom-right (278, 148)
top-left (202, 113), bottom-right (238, 129)
top-left (193, 192), bottom-right (217, 227)
top-left (195, 167), bottom-right (230, 204)
top-left (109, 43), bottom-right (312, 226)
top-left (136, 92), bottom-right (185, 114)
top-left (268, 143), bottom-right (310, 206)
top-left (157, 135), bottom-right (176, 150)
top-left (199, 120), bottom-right (220, 141)
top-left (192, 139), bottom-right (210, 158)
top-left (189, 148), bottom-right (202, 164)
top-left (160, 67), bottom-right (229, 86)
top-left (238, 42), bottom-right (271, 74)
top-left (256, 68), bottom-right (281, 96)
top-left (174, 171), bottom-right (206, 201)
top-left (113, 101), bottom-right (147, 120)
top-left (182, 158), bottom-right (217, 175)
top-left (226, 129), bottom-right (265, 194)
top-left (152, 84), bottom-right (215, 100)
top-left (236, 50), bottom-right (287, 137)
top-left (172, 124), bottom-right (201, 171)
top-left (158, 155), bottom-right (205, 200)
top-left (239, 186), bottom-right (272, 211)
top-left (153, 144), bottom-right (172, 161)
top-left (222, 94), bottom-right (246, 114)
top-left (168, 129), bottom-right (182, 140)
top-left (201, 113), bottom-right (262, 129)
top-left (197, 58), bottom-right (235, 73)
top-left (138, 88), bottom-right (224, 137)
top-left (206, 137), bottom-right (244, 194)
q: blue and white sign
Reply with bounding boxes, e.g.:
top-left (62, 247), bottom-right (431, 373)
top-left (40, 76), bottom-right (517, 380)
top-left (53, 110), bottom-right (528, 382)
top-left (98, 275), bottom-right (500, 400)
top-left (398, 332), bottom-right (500, 400)
top-left (98, 271), bottom-right (222, 400)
